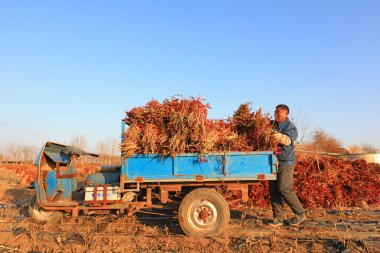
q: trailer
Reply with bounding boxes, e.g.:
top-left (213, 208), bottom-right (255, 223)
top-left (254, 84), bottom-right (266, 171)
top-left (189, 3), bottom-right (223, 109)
top-left (30, 141), bottom-right (277, 237)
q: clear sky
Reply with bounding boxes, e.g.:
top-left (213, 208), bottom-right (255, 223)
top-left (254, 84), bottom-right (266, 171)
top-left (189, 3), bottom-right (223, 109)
top-left (1, 1), bottom-right (379, 153)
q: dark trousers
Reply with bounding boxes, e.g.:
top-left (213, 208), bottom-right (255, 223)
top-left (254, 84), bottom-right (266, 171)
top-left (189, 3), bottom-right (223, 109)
top-left (269, 164), bottom-right (305, 221)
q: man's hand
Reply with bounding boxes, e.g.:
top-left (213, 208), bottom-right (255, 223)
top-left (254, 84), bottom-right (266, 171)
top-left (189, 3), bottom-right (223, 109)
top-left (272, 131), bottom-right (291, 146)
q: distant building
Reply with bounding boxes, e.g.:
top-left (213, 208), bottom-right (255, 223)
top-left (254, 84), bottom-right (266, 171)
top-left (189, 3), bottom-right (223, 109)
top-left (336, 153), bottom-right (380, 164)
top-left (296, 150), bottom-right (380, 164)
top-left (347, 145), bottom-right (363, 154)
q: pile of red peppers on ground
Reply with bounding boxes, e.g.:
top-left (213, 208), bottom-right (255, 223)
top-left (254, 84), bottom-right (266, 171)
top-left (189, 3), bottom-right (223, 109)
top-left (247, 157), bottom-right (380, 209)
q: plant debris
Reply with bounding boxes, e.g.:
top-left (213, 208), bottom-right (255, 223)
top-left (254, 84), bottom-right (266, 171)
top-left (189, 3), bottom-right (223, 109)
top-left (247, 156), bottom-right (380, 209)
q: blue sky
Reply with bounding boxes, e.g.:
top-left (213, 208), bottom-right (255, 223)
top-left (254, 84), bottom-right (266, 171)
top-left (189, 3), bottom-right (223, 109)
top-left (1, 1), bottom-right (379, 153)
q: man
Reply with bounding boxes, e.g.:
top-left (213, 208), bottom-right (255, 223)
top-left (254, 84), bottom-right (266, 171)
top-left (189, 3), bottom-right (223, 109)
top-left (268, 104), bottom-right (306, 226)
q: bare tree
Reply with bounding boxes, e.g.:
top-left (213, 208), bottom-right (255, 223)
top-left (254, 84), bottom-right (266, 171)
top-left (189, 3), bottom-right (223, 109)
top-left (20, 145), bottom-right (38, 163)
top-left (96, 138), bottom-right (120, 165)
top-left (290, 111), bottom-right (312, 145)
top-left (70, 134), bottom-right (88, 165)
top-left (70, 134), bottom-right (87, 150)
top-left (360, 143), bottom-right (379, 153)
top-left (6, 142), bottom-right (19, 161)
top-left (299, 129), bottom-right (346, 154)
top-left (96, 139), bottom-right (107, 164)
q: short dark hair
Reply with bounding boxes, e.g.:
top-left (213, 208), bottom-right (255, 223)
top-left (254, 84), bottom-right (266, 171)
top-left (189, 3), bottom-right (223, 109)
top-left (276, 104), bottom-right (289, 114)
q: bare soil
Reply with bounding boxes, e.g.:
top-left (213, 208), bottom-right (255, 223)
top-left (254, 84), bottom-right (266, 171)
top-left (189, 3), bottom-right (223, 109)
top-left (0, 167), bottom-right (379, 252)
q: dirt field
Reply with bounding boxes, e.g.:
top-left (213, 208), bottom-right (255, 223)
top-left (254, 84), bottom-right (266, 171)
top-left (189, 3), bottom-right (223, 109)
top-left (0, 166), bottom-right (379, 252)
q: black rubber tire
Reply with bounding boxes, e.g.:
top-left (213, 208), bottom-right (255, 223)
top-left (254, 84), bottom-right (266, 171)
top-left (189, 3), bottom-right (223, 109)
top-left (29, 195), bottom-right (63, 224)
top-left (179, 188), bottom-right (230, 237)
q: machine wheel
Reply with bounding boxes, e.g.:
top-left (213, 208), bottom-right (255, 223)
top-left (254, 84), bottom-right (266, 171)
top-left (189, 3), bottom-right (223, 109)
top-left (178, 188), bottom-right (230, 237)
top-left (29, 195), bottom-right (62, 224)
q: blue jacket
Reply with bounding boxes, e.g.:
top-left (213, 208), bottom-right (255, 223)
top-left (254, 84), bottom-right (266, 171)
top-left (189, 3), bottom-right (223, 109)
top-left (272, 118), bottom-right (298, 165)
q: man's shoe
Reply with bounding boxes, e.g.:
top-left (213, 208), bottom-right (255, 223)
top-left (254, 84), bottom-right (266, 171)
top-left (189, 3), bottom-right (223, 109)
top-left (268, 218), bottom-right (284, 227)
top-left (288, 213), bottom-right (306, 226)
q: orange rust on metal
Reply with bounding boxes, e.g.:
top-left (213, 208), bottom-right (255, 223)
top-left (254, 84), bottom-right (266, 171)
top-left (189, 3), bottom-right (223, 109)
top-left (55, 167), bottom-right (77, 178)
top-left (227, 184), bottom-right (243, 191)
top-left (257, 174), bottom-right (265, 180)
top-left (55, 162), bottom-right (77, 179)
top-left (146, 188), bottom-right (152, 206)
top-left (160, 190), bottom-right (168, 204)
top-left (42, 202), bottom-right (128, 211)
top-left (52, 190), bottom-right (64, 202)
top-left (199, 207), bottom-right (210, 221)
top-left (120, 174), bottom-right (127, 191)
top-left (249, 182), bottom-right (261, 185)
top-left (90, 210), bottom-right (110, 215)
top-left (72, 207), bottom-right (79, 217)
top-left (227, 183), bottom-right (249, 203)
top-left (241, 186), bottom-right (248, 202)
top-left (135, 177), bottom-right (143, 182)
top-left (56, 170), bottom-right (77, 178)
top-left (134, 181), bottom-right (260, 189)
top-left (103, 185), bottom-right (108, 206)
top-left (83, 200), bottom-right (118, 205)
top-left (46, 193), bottom-right (53, 202)
top-left (43, 171), bottom-right (49, 180)
top-left (55, 162), bottom-right (68, 168)
top-left (40, 205), bottom-right (70, 211)
top-left (160, 185), bottom-right (182, 192)
top-left (195, 175), bottom-right (204, 181)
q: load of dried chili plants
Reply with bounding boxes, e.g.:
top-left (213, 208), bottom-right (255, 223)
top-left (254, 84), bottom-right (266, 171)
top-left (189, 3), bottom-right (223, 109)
top-left (231, 103), bottom-right (277, 151)
top-left (121, 97), bottom-right (277, 158)
top-left (121, 97), bottom-right (216, 157)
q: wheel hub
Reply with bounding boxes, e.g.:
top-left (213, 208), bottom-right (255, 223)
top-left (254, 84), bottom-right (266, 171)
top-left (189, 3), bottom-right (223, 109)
top-left (192, 200), bottom-right (218, 227)
top-left (197, 207), bottom-right (211, 222)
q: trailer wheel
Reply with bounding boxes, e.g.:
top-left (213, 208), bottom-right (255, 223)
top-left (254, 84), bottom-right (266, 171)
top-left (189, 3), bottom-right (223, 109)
top-left (179, 188), bottom-right (230, 237)
top-left (29, 195), bottom-right (62, 224)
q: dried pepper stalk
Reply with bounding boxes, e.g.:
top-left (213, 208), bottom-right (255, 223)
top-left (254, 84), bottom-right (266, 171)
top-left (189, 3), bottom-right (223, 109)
top-left (121, 96), bottom-right (277, 157)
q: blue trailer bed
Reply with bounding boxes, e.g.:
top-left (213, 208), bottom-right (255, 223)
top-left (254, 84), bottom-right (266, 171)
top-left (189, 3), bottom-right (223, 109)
top-left (122, 151), bottom-right (277, 183)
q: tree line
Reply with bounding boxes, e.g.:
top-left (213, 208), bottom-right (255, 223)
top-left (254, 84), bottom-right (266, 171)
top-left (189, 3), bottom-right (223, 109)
top-left (0, 130), bottom-right (378, 165)
top-left (297, 129), bottom-right (379, 154)
top-left (0, 134), bottom-right (121, 165)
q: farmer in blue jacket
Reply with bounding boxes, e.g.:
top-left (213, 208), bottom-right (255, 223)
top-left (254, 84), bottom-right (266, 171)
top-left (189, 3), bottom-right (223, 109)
top-left (268, 104), bottom-right (306, 226)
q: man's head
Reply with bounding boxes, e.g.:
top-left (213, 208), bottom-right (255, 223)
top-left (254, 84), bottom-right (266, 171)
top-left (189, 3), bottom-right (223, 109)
top-left (275, 104), bottom-right (289, 123)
